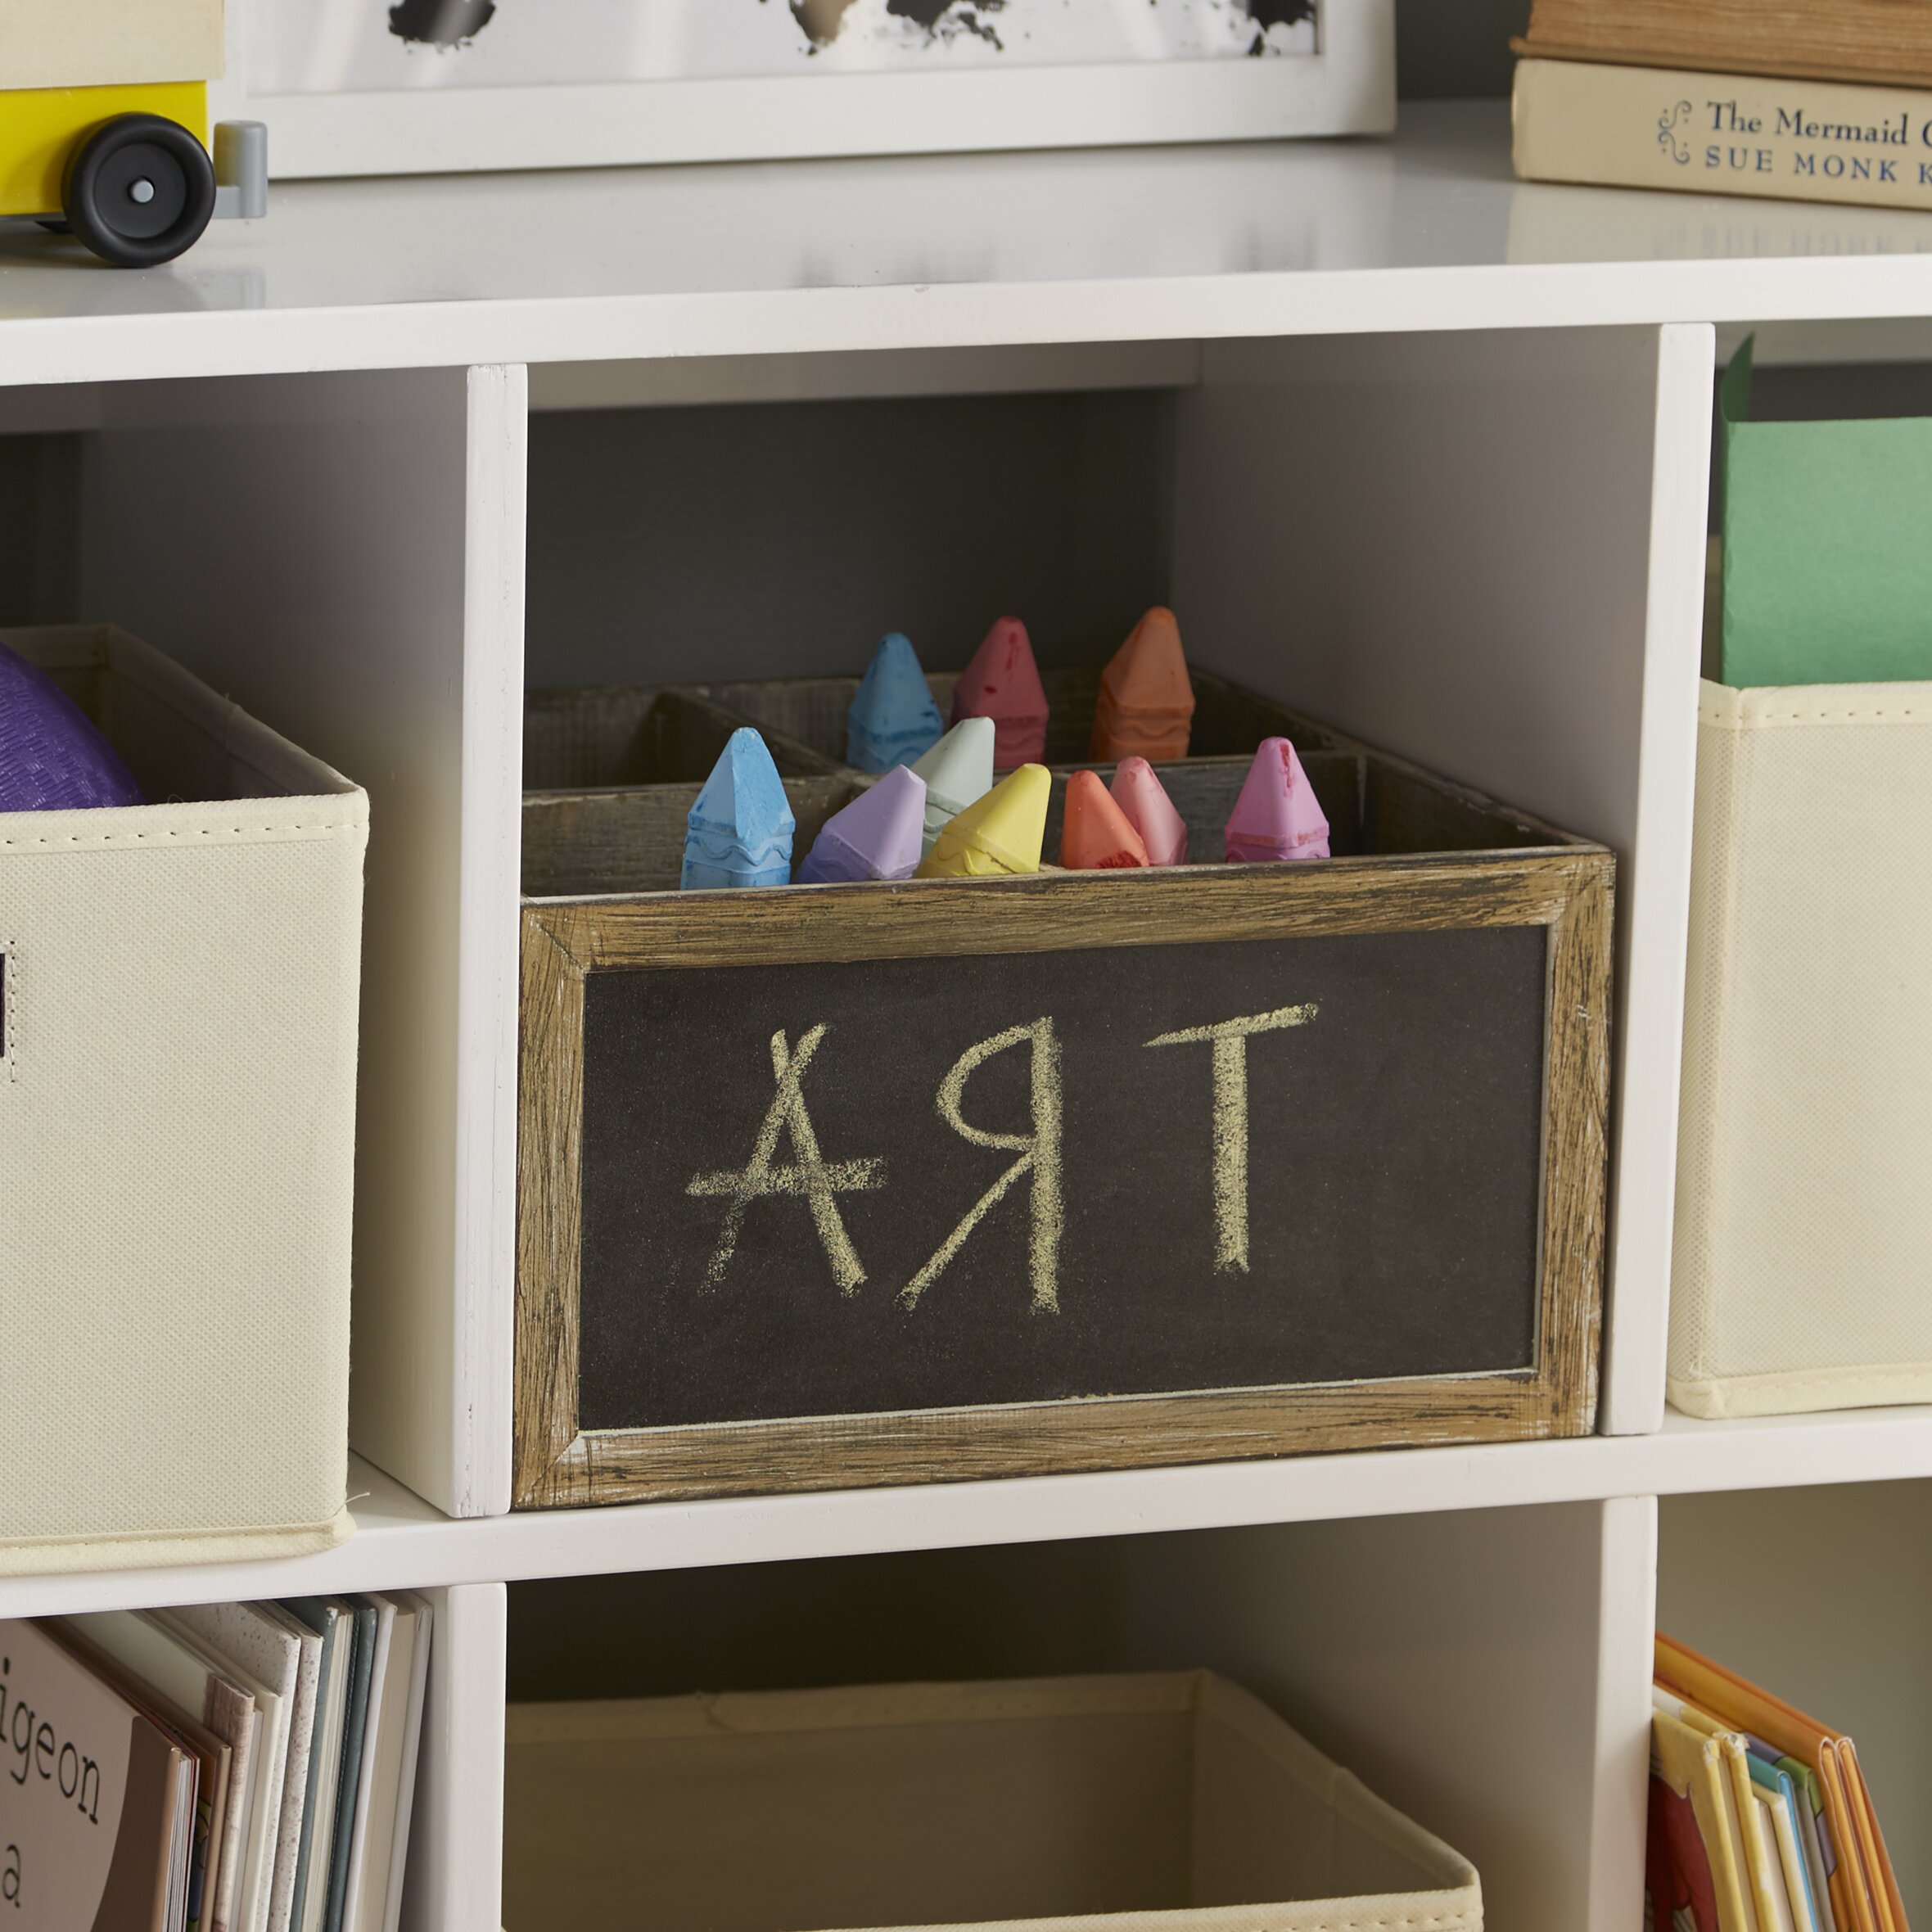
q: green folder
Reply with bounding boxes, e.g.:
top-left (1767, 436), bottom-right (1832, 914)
top-left (1721, 336), bottom-right (1932, 687)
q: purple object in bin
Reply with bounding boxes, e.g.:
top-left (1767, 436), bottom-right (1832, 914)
top-left (0, 639), bottom-right (143, 811)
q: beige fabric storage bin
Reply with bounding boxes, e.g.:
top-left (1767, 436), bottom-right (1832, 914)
top-left (0, 625), bottom-right (367, 1573)
top-left (1672, 679), bottom-right (1932, 1417)
top-left (503, 1672), bottom-right (1482, 1932)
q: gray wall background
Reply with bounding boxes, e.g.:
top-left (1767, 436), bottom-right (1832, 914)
top-left (526, 390), bottom-right (1174, 688)
top-left (1395, 0), bottom-right (1525, 99)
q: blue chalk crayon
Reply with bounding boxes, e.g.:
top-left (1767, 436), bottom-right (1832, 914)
top-left (682, 728), bottom-right (796, 890)
top-left (846, 633), bottom-right (945, 774)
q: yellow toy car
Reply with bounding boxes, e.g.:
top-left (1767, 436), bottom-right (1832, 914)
top-left (2, 1), bottom-right (265, 268)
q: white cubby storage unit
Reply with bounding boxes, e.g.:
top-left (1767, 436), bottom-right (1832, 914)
top-left (7, 101), bottom-right (1932, 1932)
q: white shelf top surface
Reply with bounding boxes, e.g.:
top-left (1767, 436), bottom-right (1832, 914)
top-left (9, 1406), bottom-right (1932, 1618)
top-left (7, 101), bottom-right (1932, 387)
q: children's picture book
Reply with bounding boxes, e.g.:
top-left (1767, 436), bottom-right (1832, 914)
top-left (0, 1619), bottom-right (196, 1931)
top-left (61, 1612), bottom-right (260, 1932)
top-left (1650, 1636), bottom-right (1901, 1932)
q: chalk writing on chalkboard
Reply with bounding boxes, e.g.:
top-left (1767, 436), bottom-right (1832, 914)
top-left (684, 1002), bottom-right (1324, 1318)
top-left (1147, 1004), bottom-right (1317, 1275)
top-left (686, 1023), bottom-right (887, 1295)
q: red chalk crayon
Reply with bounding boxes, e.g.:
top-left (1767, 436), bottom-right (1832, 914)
top-left (951, 616), bottom-right (1049, 769)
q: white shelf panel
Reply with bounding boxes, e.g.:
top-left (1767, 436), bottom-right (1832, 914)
top-left (6, 103), bottom-right (1932, 387)
top-left (6, 1408), bottom-right (1932, 1618)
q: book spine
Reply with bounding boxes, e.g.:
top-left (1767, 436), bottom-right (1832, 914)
top-left (1513, 57), bottom-right (1932, 211)
top-left (1522, 0), bottom-right (1932, 92)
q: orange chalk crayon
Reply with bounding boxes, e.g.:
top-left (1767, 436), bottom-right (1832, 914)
top-left (1090, 607), bottom-right (1194, 761)
top-left (1059, 769), bottom-right (1149, 870)
top-left (952, 616), bottom-right (1049, 769)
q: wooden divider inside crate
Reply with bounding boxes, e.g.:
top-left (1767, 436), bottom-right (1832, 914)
top-left (524, 774), bottom-right (866, 897)
top-left (524, 684), bottom-right (842, 789)
top-left (691, 665), bottom-right (1355, 771)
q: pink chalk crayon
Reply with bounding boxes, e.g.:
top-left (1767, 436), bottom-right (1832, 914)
top-left (1108, 756), bottom-right (1189, 867)
top-left (951, 616), bottom-right (1049, 769)
top-left (1224, 737), bottom-right (1330, 864)
top-left (795, 765), bottom-right (928, 884)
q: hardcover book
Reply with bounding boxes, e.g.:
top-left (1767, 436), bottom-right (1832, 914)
top-left (1519, 0), bottom-right (1932, 91)
top-left (1514, 56), bottom-right (1932, 214)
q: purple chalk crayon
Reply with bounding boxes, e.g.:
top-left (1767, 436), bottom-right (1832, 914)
top-left (796, 765), bottom-right (928, 884)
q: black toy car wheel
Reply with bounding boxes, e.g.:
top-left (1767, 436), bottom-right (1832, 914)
top-left (63, 114), bottom-right (215, 269)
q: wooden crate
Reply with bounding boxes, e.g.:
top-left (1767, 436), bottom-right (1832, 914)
top-left (516, 722), bottom-right (1613, 1510)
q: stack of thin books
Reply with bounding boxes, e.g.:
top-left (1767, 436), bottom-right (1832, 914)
top-left (1650, 1634), bottom-right (1903, 1932)
top-left (1511, 0), bottom-right (1932, 214)
top-left (0, 1596), bottom-right (431, 1932)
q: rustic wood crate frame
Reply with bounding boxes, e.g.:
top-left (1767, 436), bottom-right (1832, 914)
top-left (515, 846), bottom-right (1613, 1510)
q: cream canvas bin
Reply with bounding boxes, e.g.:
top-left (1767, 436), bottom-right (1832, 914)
top-left (1672, 678), bottom-right (1932, 1417)
top-left (503, 1672), bottom-right (1483, 1932)
top-left (0, 625), bottom-right (366, 1573)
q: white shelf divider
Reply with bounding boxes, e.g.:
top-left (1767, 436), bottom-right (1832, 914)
top-left (1171, 321), bottom-right (1712, 1437)
top-left (78, 363), bottom-right (527, 1523)
top-left (400, 1581), bottom-right (506, 1932)
top-left (1589, 1496), bottom-right (1659, 1932)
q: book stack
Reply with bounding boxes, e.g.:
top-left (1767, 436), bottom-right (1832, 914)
top-left (1650, 1634), bottom-right (1903, 1931)
top-left (1511, 0), bottom-right (1932, 213)
top-left (0, 1596), bottom-right (431, 1932)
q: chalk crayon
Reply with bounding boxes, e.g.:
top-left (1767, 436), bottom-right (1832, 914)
top-left (795, 765), bottom-right (928, 884)
top-left (1224, 736), bottom-right (1330, 864)
top-left (909, 715), bottom-right (995, 859)
top-left (1059, 769), bottom-right (1149, 870)
top-left (1109, 756), bottom-right (1189, 867)
top-left (951, 616), bottom-right (1049, 769)
top-left (1090, 607), bottom-right (1195, 762)
top-left (681, 727), bottom-right (796, 889)
top-left (0, 637), bottom-right (144, 812)
top-left (846, 632), bottom-right (945, 773)
top-left (918, 762), bottom-right (1050, 878)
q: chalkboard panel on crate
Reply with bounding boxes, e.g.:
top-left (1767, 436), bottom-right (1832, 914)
top-left (516, 833), bottom-right (1613, 1508)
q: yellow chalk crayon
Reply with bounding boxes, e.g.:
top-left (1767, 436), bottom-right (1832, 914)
top-left (917, 763), bottom-right (1050, 878)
